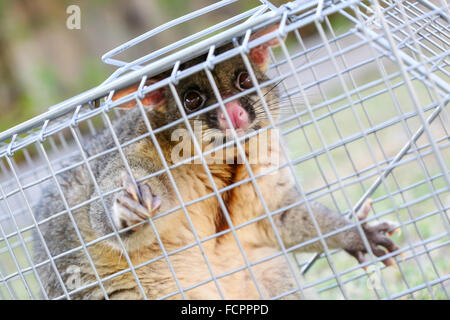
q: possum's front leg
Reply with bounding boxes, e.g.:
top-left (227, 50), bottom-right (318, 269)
top-left (273, 191), bottom-right (400, 268)
top-left (88, 156), bottom-right (167, 252)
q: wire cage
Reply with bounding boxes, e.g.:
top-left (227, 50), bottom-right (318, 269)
top-left (0, 0), bottom-right (448, 300)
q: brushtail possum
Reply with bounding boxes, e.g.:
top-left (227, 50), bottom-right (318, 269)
top-left (33, 25), bottom-right (400, 299)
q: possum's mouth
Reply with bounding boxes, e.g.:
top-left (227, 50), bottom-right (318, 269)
top-left (222, 127), bottom-right (248, 138)
top-left (203, 120), bottom-right (262, 147)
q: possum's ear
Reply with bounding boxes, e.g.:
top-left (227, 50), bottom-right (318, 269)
top-left (249, 24), bottom-right (282, 72)
top-left (112, 78), bottom-right (167, 109)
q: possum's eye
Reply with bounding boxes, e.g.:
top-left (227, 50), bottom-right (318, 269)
top-left (236, 71), bottom-right (253, 91)
top-left (183, 90), bottom-right (205, 112)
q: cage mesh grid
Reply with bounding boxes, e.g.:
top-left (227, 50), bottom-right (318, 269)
top-left (0, 0), bottom-right (448, 300)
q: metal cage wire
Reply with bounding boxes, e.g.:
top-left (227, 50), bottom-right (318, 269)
top-left (0, 0), bottom-right (448, 300)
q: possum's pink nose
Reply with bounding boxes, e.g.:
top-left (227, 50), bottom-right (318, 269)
top-left (218, 100), bottom-right (249, 133)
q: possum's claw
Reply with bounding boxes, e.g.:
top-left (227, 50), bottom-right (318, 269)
top-left (112, 173), bottom-right (161, 231)
top-left (345, 199), bottom-right (401, 269)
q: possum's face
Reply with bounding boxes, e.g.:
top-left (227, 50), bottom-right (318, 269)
top-left (112, 25), bottom-right (281, 152)
top-left (168, 49), bottom-right (279, 144)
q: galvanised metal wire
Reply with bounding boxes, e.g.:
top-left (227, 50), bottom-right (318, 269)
top-left (0, 0), bottom-right (448, 300)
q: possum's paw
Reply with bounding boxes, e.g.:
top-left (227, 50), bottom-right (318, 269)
top-left (344, 199), bottom-right (401, 269)
top-left (112, 172), bottom-right (161, 231)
